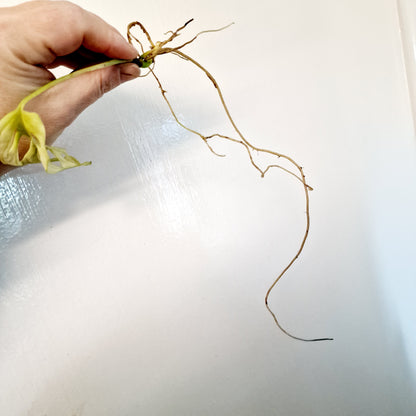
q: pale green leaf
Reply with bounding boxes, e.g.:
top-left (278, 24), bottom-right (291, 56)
top-left (0, 59), bottom-right (127, 174)
top-left (0, 104), bottom-right (91, 174)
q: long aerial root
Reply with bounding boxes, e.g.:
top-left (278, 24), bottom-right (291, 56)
top-left (127, 20), bottom-right (332, 342)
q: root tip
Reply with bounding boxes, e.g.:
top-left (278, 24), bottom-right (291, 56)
top-left (311, 337), bottom-right (334, 342)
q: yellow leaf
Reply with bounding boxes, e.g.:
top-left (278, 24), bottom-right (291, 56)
top-left (0, 104), bottom-right (90, 173)
top-left (0, 59), bottom-right (127, 174)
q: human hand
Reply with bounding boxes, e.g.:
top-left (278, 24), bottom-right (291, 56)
top-left (0, 0), bottom-right (139, 166)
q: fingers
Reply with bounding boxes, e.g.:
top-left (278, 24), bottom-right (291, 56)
top-left (46, 47), bottom-right (112, 70)
top-left (0, 1), bottom-right (141, 155)
top-left (81, 13), bottom-right (139, 59)
top-left (12, 1), bottom-right (138, 66)
top-left (26, 62), bottom-right (140, 143)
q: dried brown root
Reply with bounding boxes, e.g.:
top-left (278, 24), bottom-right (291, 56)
top-left (127, 20), bottom-right (332, 342)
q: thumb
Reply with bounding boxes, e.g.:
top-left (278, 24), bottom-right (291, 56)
top-left (27, 62), bottom-right (140, 143)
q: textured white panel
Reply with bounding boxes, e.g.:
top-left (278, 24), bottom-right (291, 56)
top-left (1, 0), bottom-right (415, 415)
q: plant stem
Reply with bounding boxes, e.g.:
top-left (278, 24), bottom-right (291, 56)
top-left (20, 59), bottom-right (131, 108)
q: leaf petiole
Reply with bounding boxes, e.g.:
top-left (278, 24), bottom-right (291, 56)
top-left (0, 59), bottom-right (134, 173)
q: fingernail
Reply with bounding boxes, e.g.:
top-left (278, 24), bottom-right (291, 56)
top-left (120, 63), bottom-right (141, 82)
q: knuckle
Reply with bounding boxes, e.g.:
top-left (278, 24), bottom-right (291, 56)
top-left (97, 67), bottom-right (121, 96)
top-left (30, 1), bottom-right (82, 35)
top-left (54, 1), bottom-right (83, 28)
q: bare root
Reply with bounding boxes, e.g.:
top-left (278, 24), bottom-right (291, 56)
top-left (127, 20), bottom-right (332, 342)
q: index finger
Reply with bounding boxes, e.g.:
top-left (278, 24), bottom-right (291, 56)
top-left (20, 1), bottom-right (138, 63)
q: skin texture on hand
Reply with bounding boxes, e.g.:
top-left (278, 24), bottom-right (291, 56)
top-left (0, 0), bottom-right (140, 173)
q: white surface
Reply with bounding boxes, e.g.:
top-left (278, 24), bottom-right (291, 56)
top-left (1, 0), bottom-right (416, 415)
top-left (398, 0), bottom-right (416, 129)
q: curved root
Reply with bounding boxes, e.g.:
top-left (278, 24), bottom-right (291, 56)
top-left (127, 20), bottom-right (332, 342)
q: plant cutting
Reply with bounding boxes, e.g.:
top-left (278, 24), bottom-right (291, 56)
top-left (0, 19), bottom-right (332, 342)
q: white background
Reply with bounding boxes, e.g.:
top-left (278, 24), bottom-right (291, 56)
top-left (1, 0), bottom-right (416, 415)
